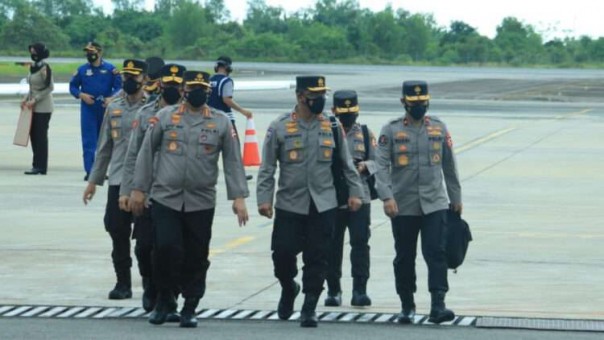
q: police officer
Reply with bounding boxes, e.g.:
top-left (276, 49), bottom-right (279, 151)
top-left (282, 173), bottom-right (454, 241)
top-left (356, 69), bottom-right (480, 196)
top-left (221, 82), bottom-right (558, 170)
top-left (143, 56), bottom-right (165, 100)
top-left (130, 71), bottom-right (249, 328)
top-left (324, 90), bottom-right (376, 307)
top-left (70, 42), bottom-right (122, 180)
top-left (119, 63), bottom-right (186, 314)
top-left (257, 76), bottom-right (364, 328)
top-left (375, 80), bottom-right (462, 324)
top-left (82, 59), bottom-right (148, 300)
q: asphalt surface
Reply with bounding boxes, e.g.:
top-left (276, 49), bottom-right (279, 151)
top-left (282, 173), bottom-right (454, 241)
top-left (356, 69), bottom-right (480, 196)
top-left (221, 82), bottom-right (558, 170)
top-left (1, 62), bottom-right (603, 338)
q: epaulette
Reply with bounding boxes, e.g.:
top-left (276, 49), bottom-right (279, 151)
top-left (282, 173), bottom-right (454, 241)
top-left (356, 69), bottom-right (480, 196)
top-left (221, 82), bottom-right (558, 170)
top-left (388, 117), bottom-right (404, 125)
top-left (277, 112), bottom-right (291, 121)
top-left (427, 115), bottom-right (442, 123)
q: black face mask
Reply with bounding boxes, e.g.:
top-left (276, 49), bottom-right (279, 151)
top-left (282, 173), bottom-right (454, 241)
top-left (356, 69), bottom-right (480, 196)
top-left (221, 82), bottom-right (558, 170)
top-left (185, 88), bottom-right (208, 108)
top-left (406, 104), bottom-right (428, 120)
top-left (30, 54), bottom-right (41, 62)
top-left (162, 86), bottom-right (182, 105)
top-left (305, 95), bottom-right (326, 115)
top-left (86, 53), bottom-right (98, 63)
top-left (337, 113), bottom-right (358, 128)
top-left (123, 78), bottom-right (142, 95)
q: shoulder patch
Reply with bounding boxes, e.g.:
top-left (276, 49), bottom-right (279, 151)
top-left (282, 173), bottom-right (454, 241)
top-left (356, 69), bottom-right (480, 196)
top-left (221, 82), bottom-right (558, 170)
top-left (378, 134), bottom-right (389, 146)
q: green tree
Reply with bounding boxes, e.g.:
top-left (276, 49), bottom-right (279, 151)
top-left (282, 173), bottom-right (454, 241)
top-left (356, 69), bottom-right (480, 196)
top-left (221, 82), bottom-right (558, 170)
top-left (0, 4), bottom-right (70, 50)
top-left (244, 0), bottom-right (288, 34)
top-left (494, 17), bottom-right (544, 65)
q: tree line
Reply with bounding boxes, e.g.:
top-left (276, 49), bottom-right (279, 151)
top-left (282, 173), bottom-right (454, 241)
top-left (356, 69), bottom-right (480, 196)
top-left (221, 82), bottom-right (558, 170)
top-left (1, 0), bottom-right (603, 67)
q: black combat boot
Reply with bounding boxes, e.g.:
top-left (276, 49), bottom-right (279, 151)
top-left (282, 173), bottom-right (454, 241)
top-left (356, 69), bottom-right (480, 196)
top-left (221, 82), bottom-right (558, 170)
top-left (324, 279), bottom-right (342, 307)
top-left (428, 291), bottom-right (455, 324)
top-left (396, 291), bottom-right (416, 324)
top-left (141, 277), bottom-right (157, 312)
top-left (148, 290), bottom-right (177, 325)
top-left (350, 277), bottom-right (371, 307)
top-left (299, 294), bottom-right (320, 328)
top-left (108, 270), bottom-right (132, 300)
top-left (179, 298), bottom-right (200, 328)
top-left (277, 280), bottom-right (300, 320)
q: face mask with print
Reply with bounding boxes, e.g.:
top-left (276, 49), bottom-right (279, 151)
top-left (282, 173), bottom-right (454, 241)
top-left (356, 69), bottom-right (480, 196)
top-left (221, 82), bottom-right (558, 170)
top-left (86, 53), bottom-right (98, 63)
top-left (305, 95), bottom-right (326, 114)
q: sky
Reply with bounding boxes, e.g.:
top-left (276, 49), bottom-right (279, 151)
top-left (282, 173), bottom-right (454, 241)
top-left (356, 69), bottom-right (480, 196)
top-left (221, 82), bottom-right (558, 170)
top-left (96, 0), bottom-right (604, 40)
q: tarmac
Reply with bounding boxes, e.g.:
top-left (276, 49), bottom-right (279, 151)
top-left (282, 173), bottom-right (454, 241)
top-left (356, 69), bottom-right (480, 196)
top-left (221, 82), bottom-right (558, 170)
top-left (0, 64), bottom-right (603, 336)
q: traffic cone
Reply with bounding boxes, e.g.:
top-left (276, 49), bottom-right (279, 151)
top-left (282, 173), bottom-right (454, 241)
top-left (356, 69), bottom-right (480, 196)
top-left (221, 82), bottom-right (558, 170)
top-left (243, 118), bottom-right (261, 166)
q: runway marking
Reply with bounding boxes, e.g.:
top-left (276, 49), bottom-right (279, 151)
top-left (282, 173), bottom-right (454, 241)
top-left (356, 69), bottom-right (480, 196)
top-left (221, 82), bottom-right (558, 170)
top-left (209, 236), bottom-right (255, 257)
top-left (555, 108), bottom-right (591, 120)
top-left (8, 304), bottom-right (604, 331)
top-left (456, 127), bottom-right (517, 154)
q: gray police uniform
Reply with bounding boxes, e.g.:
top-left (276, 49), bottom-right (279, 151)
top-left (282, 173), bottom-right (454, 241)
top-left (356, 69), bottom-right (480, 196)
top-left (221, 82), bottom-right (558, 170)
top-left (326, 123), bottom-right (377, 295)
top-left (257, 110), bottom-right (364, 294)
top-left (119, 97), bottom-right (170, 289)
top-left (88, 94), bottom-right (146, 284)
top-left (375, 115), bottom-right (461, 294)
top-left (133, 103), bottom-right (249, 299)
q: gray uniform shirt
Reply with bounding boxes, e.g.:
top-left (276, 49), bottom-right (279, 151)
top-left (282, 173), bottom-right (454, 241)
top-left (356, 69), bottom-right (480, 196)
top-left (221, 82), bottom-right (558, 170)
top-left (375, 115), bottom-right (462, 216)
top-left (27, 63), bottom-right (54, 113)
top-left (119, 98), bottom-right (172, 197)
top-left (257, 111), bottom-right (364, 215)
top-left (89, 95), bottom-right (146, 186)
top-left (345, 123), bottom-right (378, 205)
top-left (133, 104), bottom-right (249, 212)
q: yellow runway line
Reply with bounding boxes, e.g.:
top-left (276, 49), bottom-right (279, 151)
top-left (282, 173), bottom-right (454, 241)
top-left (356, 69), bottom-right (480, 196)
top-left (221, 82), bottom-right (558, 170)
top-left (456, 127), bottom-right (517, 154)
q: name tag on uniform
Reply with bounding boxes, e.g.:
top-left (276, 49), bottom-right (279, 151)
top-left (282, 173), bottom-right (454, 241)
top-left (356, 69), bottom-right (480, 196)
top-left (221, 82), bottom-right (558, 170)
top-left (100, 70), bottom-right (107, 74)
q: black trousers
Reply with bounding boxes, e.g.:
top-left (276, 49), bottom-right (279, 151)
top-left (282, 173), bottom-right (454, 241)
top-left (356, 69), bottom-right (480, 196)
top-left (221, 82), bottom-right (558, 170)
top-left (272, 200), bottom-right (336, 295)
top-left (391, 209), bottom-right (449, 294)
top-left (326, 204), bottom-right (371, 288)
top-left (133, 206), bottom-right (153, 279)
top-left (104, 186), bottom-right (133, 277)
top-left (151, 201), bottom-right (214, 299)
top-left (30, 112), bottom-right (51, 171)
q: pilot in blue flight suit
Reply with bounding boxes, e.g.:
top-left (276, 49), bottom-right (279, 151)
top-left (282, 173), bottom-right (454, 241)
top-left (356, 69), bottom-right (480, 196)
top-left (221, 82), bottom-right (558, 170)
top-left (69, 42), bottom-right (122, 180)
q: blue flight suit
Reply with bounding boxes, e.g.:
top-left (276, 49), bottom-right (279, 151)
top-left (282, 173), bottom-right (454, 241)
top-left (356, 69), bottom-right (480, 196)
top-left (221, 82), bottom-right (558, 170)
top-left (69, 60), bottom-right (122, 175)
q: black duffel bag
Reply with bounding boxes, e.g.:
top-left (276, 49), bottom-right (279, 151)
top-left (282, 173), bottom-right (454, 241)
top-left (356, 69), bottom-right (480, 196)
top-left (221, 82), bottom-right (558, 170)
top-left (446, 210), bottom-right (472, 271)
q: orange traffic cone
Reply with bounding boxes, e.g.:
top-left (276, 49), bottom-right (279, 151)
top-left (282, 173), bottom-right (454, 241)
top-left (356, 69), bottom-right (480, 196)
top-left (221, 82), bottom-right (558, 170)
top-left (243, 118), bottom-right (261, 166)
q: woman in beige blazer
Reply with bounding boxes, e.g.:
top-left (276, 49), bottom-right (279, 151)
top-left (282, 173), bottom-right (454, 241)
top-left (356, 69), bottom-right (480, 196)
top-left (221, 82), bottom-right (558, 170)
top-left (22, 42), bottom-right (54, 175)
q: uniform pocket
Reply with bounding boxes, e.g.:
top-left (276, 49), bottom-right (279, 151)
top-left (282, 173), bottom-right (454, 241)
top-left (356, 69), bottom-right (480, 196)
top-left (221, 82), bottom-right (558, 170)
top-left (198, 133), bottom-right (220, 157)
top-left (282, 137), bottom-right (304, 163)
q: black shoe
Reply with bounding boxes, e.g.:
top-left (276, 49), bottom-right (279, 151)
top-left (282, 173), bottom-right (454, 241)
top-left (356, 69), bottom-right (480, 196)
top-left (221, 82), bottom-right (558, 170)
top-left (24, 168), bottom-right (46, 175)
top-left (300, 294), bottom-right (320, 328)
top-left (141, 278), bottom-right (157, 312)
top-left (179, 298), bottom-right (200, 328)
top-left (84, 173), bottom-right (89, 181)
top-left (277, 281), bottom-right (300, 320)
top-left (428, 291), bottom-right (455, 324)
top-left (149, 291), bottom-right (177, 325)
top-left (351, 291), bottom-right (372, 307)
top-left (246, 175), bottom-right (253, 181)
top-left (324, 291), bottom-right (341, 307)
top-left (166, 312), bottom-right (181, 323)
top-left (396, 308), bottom-right (416, 324)
top-left (299, 311), bottom-right (318, 328)
top-left (108, 283), bottom-right (132, 300)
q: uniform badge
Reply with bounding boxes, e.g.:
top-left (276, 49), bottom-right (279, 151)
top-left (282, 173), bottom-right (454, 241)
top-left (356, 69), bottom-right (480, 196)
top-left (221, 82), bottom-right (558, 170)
top-left (111, 120), bottom-right (119, 128)
top-left (265, 127), bottom-right (274, 141)
top-left (199, 134), bottom-right (207, 142)
top-left (169, 131), bottom-right (178, 139)
top-left (100, 69), bottom-right (107, 74)
top-left (285, 122), bottom-right (297, 128)
top-left (322, 139), bottom-right (333, 146)
top-left (148, 116), bottom-right (159, 128)
top-left (286, 127), bottom-right (298, 134)
top-left (433, 142), bottom-right (441, 150)
top-left (171, 114), bottom-right (181, 125)
top-left (355, 144), bottom-right (365, 152)
top-left (85, 69), bottom-right (93, 76)
top-left (432, 153), bottom-right (441, 163)
top-left (323, 149), bottom-right (332, 158)
top-left (289, 150), bottom-right (298, 160)
top-left (398, 155), bottom-right (409, 166)
top-left (378, 134), bottom-right (389, 146)
top-left (206, 122), bottom-right (217, 129)
top-left (168, 141), bottom-right (178, 151)
top-left (355, 132), bottom-right (363, 138)
top-left (111, 130), bottom-right (119, 139)
top-left (398, 145), bottom-right (408, 152)
top-left (396, 131), bottom-right (407, 138)
top-left (293, 139), bottom-right (302, 148)
top-left (112, 109), bottom-right (123, 116)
